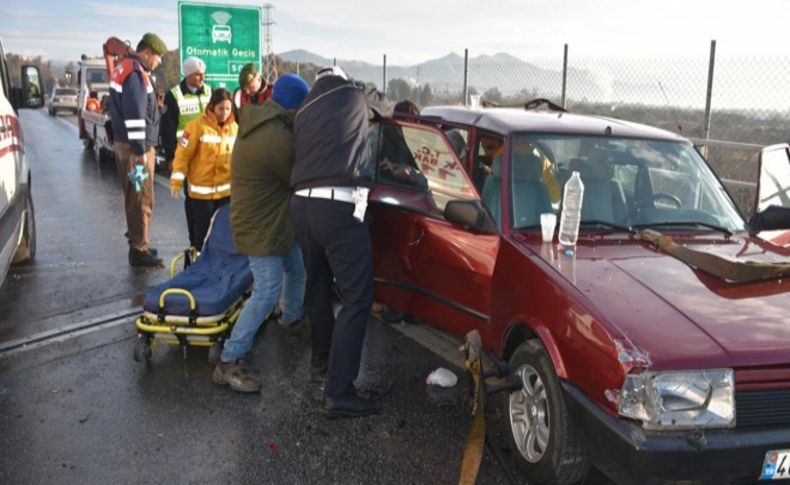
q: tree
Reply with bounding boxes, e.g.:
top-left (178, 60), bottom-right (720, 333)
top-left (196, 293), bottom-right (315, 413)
top-left (419, 84), bottom-right (433, 107)
top-left (387, 78), bottom-right (412, 102)
top-left (483, 86), bottom-right (503, 104)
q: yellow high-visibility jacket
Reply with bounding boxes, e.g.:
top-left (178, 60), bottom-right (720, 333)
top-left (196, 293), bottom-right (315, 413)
top-left (170, 109), bottom-right (238, 200)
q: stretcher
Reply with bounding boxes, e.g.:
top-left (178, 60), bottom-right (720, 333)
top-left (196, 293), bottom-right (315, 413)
top-left (133, 205), bottom-right (252, 363)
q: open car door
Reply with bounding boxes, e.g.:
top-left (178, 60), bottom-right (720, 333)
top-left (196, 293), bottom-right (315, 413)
top-left (752, 143), bottom-right (790, 247)
top-left (369, 119), bottom-right (500, 338)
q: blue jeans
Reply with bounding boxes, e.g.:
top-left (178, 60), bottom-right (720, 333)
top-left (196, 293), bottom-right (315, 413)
top-left (221, 243), bottom-right (306, 363)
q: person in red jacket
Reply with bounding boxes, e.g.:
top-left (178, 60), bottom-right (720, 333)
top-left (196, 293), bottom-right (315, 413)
top-left (233, 63), bottom-right (271, 110)
top-left (108, 32), bottom-right (167, 267)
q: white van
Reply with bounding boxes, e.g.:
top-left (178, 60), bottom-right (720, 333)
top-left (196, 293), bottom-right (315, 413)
top-left (0, 38), bottom-right (43, 287)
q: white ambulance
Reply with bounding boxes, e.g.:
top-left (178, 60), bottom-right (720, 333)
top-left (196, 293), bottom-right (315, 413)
top-left (0, 38), bottom-right (43, 287)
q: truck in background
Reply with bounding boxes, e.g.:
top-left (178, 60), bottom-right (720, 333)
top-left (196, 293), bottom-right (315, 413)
top-left (77, 37), bottom-right (133, 163)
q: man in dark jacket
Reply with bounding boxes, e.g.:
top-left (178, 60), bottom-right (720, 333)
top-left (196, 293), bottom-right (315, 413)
top-left (213, 74), bottom-right (310, 393)
top-left (109, 32), bottom-right (166, 267)
top-left (290, 66), bottom-right (392, 418)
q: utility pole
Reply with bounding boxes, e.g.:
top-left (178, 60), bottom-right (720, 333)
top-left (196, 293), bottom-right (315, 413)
top-left (262, 3), bottom-right (278, 84)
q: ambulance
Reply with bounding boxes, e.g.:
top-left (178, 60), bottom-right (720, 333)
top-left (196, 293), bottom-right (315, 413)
top-left (0, 38), bottom-right (43, 287)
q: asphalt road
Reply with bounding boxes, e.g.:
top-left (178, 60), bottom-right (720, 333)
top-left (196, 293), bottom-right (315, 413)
top-left (0, 109), bottom-right (515, 484)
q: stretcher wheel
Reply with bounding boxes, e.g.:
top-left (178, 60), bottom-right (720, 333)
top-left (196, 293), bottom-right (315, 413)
top-left (208, 342), bottom-right (222, 366)
top-left (133, 336), bottom-right (152, 362)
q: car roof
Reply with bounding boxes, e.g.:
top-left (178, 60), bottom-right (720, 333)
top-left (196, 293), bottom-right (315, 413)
top-left (421, 106), bottom-right (688, 142)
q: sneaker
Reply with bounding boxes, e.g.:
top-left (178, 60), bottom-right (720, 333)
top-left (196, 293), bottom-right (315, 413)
top-left (129, 247), bottom-right (163, 267)
top-left (212, 360), bottom-right (261, 393)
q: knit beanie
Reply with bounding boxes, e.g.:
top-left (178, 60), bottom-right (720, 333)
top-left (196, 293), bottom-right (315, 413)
top-left (183, 57), bottom-right (205, 77)
top-left (238, 63), bottom-right (258, 88)
top-left (272, 74), bottom-right (309, 110)
top-left (139, 33), bottom-right (167, 56)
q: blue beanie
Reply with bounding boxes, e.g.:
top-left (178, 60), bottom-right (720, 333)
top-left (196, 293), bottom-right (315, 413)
top-left (272, 74), bottom-right (309, 109)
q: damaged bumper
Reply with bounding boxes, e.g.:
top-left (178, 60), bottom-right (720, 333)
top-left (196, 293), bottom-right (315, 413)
top-left (562, 382), bottom-right (790, 485)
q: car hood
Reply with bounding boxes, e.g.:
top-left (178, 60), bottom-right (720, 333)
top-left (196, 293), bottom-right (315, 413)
top-left (522, 233), bottom-right (790, 369)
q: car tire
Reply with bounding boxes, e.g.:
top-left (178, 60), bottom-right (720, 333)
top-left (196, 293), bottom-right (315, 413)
top-left (12, 186), bottom-right (36, 263)
top-left (503, 338), bottom-right (588, 485)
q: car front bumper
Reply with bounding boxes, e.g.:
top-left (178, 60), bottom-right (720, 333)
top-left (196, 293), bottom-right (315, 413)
top-left (562, 381), bottom-right (790, 485)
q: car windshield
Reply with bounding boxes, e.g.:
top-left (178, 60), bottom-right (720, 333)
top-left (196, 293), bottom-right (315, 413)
top-left (87, 70), bottom-right (108, 84)
top-left (505, 133), bottom-right (746, 233)
top-left (55, 88), bottom-right (77, 96)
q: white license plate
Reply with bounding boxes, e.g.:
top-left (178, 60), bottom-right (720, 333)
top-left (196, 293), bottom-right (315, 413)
top-left (761, 449), bottom-right (790, 480)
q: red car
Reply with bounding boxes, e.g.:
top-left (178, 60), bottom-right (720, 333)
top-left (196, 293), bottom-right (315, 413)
top-left (368, 103), bottom-right (790, 485)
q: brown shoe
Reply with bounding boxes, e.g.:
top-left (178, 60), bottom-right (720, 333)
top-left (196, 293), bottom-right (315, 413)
top-left (212, 360), bottom-right (261, 393)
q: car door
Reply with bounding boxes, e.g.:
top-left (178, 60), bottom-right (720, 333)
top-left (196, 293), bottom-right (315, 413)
top-left (754, 143), bottom-right (790, 247)
top-left (369, 119), bottom-right (500, 338)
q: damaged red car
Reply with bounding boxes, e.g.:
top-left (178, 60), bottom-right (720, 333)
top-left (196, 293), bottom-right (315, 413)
top-left (368, 102), bottom-right (790, 485)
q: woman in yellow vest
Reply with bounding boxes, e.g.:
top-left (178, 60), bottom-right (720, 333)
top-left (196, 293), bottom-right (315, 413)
top-left (170, 88), bottom-right (237, 251)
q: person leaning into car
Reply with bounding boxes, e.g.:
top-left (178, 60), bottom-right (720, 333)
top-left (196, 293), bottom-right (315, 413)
top-left (290, 66), bottom-right (392, 419)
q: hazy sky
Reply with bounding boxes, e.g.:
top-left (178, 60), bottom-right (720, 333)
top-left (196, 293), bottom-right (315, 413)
top-left (2, 0), bottom-right (789, 65)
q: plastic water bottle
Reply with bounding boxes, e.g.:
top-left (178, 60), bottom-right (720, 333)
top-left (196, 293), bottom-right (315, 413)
top-left (558, 171), bottom-right (584, 246)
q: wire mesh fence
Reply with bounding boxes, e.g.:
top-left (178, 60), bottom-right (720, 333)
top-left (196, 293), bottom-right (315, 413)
top-left (313, 42), bottom-right (789, 214)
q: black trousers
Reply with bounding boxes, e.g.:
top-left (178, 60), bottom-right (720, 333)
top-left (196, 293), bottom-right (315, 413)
top-left (189, 196), bottom-right (229, 251)
top-left (290, 196), bottom-right (373, 401)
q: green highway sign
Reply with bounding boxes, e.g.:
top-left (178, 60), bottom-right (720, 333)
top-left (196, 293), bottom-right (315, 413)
top-left (178, 1), bottom-right (261, 90)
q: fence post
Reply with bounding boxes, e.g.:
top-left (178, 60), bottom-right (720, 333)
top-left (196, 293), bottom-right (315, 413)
top-left (383, 54), bottom-right (387, 97)
top-left (561, 43), bottom-right (568, 109)
top-left (702, 40), bottom-right (716, 141)
top-left (462, 48), bottom-right (469, 106)
top-left (296, 61), bottom-right (300, 77)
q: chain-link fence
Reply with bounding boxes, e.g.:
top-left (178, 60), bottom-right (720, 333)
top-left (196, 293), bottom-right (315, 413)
top-left (318, 42), bottom-right (789, 214)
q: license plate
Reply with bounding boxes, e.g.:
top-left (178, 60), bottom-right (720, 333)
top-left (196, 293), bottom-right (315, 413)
top-left (761, 450), bottom-right (790, 480)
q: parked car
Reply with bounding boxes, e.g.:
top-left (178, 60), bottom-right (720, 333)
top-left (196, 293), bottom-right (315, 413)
top-left (0, 38), bottom-right (42, 287)
top-left (48, 86), bottom-right (78, 115)
top-left (368, 102), bottom-right (790, 485)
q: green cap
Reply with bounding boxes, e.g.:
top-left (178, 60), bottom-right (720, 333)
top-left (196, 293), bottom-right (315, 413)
top-left (140, 33), bottom-right (167, 56)
top-left (238, 63), bottom-right (258, 88)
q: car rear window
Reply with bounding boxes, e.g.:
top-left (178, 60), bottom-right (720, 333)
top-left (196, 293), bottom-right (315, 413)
top-left (55, 88), bottom-right (77, 96)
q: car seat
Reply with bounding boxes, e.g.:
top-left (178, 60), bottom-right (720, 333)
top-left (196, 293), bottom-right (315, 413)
top-left (568, 154), bottom-right (628, 224)
top-left (482, 156), bottom-right (503, 228)
top-left (511, 154), bottom-right (553, 228)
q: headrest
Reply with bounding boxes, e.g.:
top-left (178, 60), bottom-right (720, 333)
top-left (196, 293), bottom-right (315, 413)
top-left (512, 154), bottom-right (542, 181)
top-left (569, 157), bottom-right (612, 181)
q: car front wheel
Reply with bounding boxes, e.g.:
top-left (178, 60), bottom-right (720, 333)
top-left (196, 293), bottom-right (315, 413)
top-left (504, 339), bottom-right (588, 485)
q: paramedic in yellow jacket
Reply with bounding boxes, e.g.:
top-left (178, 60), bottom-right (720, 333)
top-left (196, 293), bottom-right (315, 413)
top-left (170, 88), bottom-right (237, 251)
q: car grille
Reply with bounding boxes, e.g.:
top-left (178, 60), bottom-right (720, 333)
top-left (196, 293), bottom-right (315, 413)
top-left (736, 389), bottom-right (790, 428)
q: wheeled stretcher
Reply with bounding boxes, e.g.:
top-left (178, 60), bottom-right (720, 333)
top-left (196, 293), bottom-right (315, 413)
top-left (133, 205), bottom-right (252, 363)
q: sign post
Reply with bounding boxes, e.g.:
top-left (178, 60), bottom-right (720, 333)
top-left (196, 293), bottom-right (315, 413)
top-left (178, 1), bottom-right (262, 90)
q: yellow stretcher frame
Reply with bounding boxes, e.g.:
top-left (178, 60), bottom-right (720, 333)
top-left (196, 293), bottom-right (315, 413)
top-left (134, 251), bottom-right (249, 361)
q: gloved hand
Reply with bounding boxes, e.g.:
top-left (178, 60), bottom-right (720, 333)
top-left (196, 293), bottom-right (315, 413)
top-left (127, 164), bottom-right (149, 193)
top-left (170, 179), bottom-right (183, 199)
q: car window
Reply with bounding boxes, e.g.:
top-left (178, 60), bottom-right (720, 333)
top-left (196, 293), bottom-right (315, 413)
top-left (376, 122), bottom-right (476, 213)
top-left (87, 69), bottom-right (108, 84)
top-left (509, 133), bottom-right (746, 232)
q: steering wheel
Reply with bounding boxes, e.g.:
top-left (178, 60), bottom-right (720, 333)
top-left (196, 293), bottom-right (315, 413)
top-left (642, 192), bottom-right (683, 209)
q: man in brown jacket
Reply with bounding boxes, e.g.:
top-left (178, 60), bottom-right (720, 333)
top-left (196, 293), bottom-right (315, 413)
top-left (213, 74), bottom-right (310, 393)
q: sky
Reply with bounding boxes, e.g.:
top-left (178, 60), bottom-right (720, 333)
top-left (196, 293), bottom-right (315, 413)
top-left (1, 0), bottom-right (789, 65)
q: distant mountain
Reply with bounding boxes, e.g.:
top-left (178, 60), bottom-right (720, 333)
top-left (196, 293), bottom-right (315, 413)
top-left (277, 49), bottom-right (655, 103)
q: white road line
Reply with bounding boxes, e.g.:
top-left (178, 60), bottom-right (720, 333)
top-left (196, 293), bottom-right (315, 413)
top-left (154, 174), bottom-right (170, 189)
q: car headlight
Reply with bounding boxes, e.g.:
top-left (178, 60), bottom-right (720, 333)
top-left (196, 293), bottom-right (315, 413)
top-left (618, 369), bottom-right (735, 430)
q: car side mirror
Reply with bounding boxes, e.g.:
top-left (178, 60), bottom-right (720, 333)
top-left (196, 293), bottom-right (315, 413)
top-left (749, 143), bottom-right (790, 237)
top-left (444, 200), bottom-right (497, 233)
top-left (12, 65), bottom-right (45, 110)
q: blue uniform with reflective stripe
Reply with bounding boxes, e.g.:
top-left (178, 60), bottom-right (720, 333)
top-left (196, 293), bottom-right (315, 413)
top-left (109, 54), bottom-right (161, 155)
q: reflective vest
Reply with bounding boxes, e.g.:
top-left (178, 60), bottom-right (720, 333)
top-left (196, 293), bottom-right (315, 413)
top-left (171, 84), bottom-right (212, 138)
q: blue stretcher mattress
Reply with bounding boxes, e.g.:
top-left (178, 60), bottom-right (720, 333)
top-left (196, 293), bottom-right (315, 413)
top-left (143, 205), bottom-right (252, 317)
